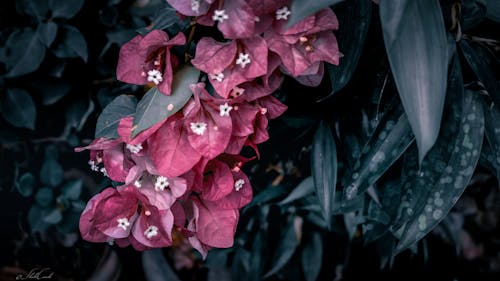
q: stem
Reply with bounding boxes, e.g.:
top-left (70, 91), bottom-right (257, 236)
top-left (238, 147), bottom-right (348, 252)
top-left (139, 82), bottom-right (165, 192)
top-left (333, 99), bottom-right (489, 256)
top-left (184, 21), bottom-right (198, 63)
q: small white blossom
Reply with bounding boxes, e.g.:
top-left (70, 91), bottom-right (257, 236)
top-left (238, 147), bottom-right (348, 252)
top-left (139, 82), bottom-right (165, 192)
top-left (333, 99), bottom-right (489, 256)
top-left (276, 6), bottom-right (291, 20)
top-left (155, 176), bottom-right (169, 191)
top-left (126, 143), bottom-right (143, 154)
top-left (117, 218), bottom-right (130, 230)
top-left (209, 72), bottom-right (224, 82)
top-left (212, 10), bottom-right (228, 23)
top-left (236, 53), bottom-right (251, 68)
top-left (190, 122), bottom-right (207, 135)
top-left (88, 160), bottom-right (99, 171)
top-left (100, 167), bottom-right (108, 177)
top-left (134, 179), bottom-right (142, 188)
top-left (219, 103), bottom-right (233, 117)
top-left (144, 225), bottom-right (159, 239)
top-left (191, 0), bottom-right (200, 12)
top-left (234, 179), bottom-right (245, 191)
top-left (147, 70), bottom-right (163, 85)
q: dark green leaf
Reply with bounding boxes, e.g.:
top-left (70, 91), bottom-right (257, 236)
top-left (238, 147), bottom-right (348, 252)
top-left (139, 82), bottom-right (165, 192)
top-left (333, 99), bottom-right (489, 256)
top-left (311, 122), bottom-right (337, 227)
top-left (486, 0), bottom-right (500, 22)
top-left (132, 66), bottom-right (200, 137)
top-left (43, 208), bottom-right (63, 224)
top-left (279, 177), bottom-right (314, 205)
top-left (380, 0), bottom-right (449, 163)
top-left (395, 90), bottom-right (484, 253)
top-left (65, 98), bottom-right (95, 132)
top-left (248, 232), bottom-right (265, 281)
top-left (461, 0), bottom-right (487, 30)
top-left (40, 158), bottom-right (64, 187)
top-left (1, 89), bottom-right (37, 130)
top-left (4, 28), bottom-right (46, 77)
top-left (327, 0), bottom-right (372, 94)
top-left (96, 95), bottom-right (137, 139)
top-left (342, 106), bottom-right (414, 201)
top-left (136, 7), bottom-right (182, 35)
top-left (37, 22), bottom-right (58, 47)
top-left (301, 232), bottom-right (323, 281)
top-left (459, 40), bottom-right (500, 106)
top-left (61, 179), bottom-right (82, 200)
top-left (87, 248), bottom-right (121, 281)
top-left (483, 102), bottom-right (500, 188)
top-left (53, 25), bottom-right (88, 62)
top-left (30, 77), bottom-right (71, 105)
top-left (35, 187), bottom-right (54, 207)
top-left (142, 249), bottom-right (182, 281)
top-left (28, 205), bottom-right (49, 233)
top-left (244, 185), bottom-right (289, 210)
top-left (16, 0), bottom-right (49, 21)
top-left (16, 172), bottom-right (36, 197)
top-left (49, 0), bottom-right (84, 19)
top-left (101, 29), bottom-right (136, 57)
top-left (286, 0), bottom-right (344, 29)
top-left (263, 218), bottom-right (299, 278)
top-left (231, 248), bottom-right (251, 277)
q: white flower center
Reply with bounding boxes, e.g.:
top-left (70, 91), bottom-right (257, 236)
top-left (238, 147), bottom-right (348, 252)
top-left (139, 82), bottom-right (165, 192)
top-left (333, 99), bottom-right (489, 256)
top-left (88, 160), bottom-right (99, 171)
top-left (276, 6), bottom-right (291, 20)
top-left (155, 176), bottom-right (169, 191)
top-left (100, 167), bottom-right (108, 177)
top-left (191, 0), bottom-right (200, 12)
top-left (117, 218), bottom-right (130, 230)
top-left (147, 70), bottom-right (163, 85)
top-left (190, 122), bottom-right (207, 135)
top-left (209, 72), bottom-right (224, 82)
top-left (144, 225), bottom-right (159, 239)
top-left (236, 53), bottom-right (251, 68)
top-left (212, 10), bottom-right (228, 23)
top-left (219, 103), bottom-right (233, 117)
top-left (234, 179), bottom-right (245, 191)
top-left (134, 179), bottom-right (142, 188)
top-left (126, 143), bottom-right (143, 154)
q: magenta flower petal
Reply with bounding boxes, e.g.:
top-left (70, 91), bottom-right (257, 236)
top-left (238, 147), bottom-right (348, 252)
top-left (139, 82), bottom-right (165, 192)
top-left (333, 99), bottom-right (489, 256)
top-left (116, 36), bottom-right (145, 85)
top-left (199, 160), bottom-right (234, 201)
top-left (230, 102), bottom-right (259, 137)
top-left (213, 170), bottom-right (253, 209)
top-left (194, 199), bottom-right (239, 248)
top-left (149, 120), bottom-right (201, 177)
top-left (217, 0), bottom-right (256, 39)
top-left (191, 38), bottom-right (237, 75)
top-left (166, 0), bottom-right (212, 16)
top-left (132, 207), bottom-right (173, 248)
top-left (257, 95), bottom-right (288, 119)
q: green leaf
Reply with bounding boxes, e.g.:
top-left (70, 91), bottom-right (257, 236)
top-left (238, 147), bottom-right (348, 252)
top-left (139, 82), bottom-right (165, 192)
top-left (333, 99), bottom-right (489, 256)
top-left (142, 249), bottom-right (182, 281)
top-left (37, 22), bottom-right (58, 47)
top-left (131, 65), bottom-right (200, 138)
top-left (61, 179), bottom-right (82, 200)
top-left (311, 122), bottom-right (337, 227)
top-left (343, 113), bottom-right (414, 201)
top-left (28, 205), bottom-right (50, 233)
top-left (263, 218), bottom-right (299, 278)
top-left (279, 177), bottom-right (314, 205)
top-left (43, 208), bottom-right (63, 224)
top-left (16, 0), bottom-right (50, 21)
top-left (53, 25), bottom-right (88, 62)
top-left (16, 172), bottom-right (36, 197)
top-left (459, 40), bottom-right (500, 105)
top-left (30, 77), bottom-right (71, 105)
top-left (65, 98), bottom-right (95, 132)
top-left (244, 185), bottom-right (289, 210)
top-left (40, 158), bottom-right (64, 187)
top-left (380, 0), bottom-right (449, 163)
top-left (95, 95), bottom-right (137, 139)
top-left (286, 0), bottom-right (344, 29)
top-left (395, 90), bottom-right (484, 253)
top-left (49, 0), bottom-right (84, 19)
top-left (486, 0), bottom-right (500, 22)
top-left (301, 232), bottom-right (323, 281)
top-left (136, 6), bottom-right (182, 35)
top-left (4, 28), bottom-right (46, 77)
top-left (35, 187), bottom-right (54, 207)
top-left (327, 0), bottom-right (372, 94)
top-left (1, 89), bottom-right (37, 130)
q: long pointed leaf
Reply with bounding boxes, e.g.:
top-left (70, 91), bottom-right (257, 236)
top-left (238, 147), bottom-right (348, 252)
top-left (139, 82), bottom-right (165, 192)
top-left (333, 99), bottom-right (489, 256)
top-left (263, 218), bottom-right (299, 278)
top-left (380, 0), bottom-right (449, 163)
top-left (95, 95), bottom-right (137, 139)
top-left (301, 232), bottom-right (323, 281)
top-left (132, 65), bottom-right (199, 138)
top-left (286, 0), bottom-right (344, 29)
top-left (311, 122), bottom-right (338, 227)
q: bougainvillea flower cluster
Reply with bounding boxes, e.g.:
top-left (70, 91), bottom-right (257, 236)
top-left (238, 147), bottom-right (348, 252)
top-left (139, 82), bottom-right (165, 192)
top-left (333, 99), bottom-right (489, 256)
top-left (78, 0), bottom-right (339, 257)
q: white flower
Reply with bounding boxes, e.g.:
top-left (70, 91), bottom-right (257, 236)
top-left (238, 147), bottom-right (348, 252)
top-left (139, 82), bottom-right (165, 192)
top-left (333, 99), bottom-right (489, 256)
top-left (117, 218), bottom-right (130, 230)
top-left (100, 167), bottom-right (108, 177)
top-left (209, 72), bottom-right (224, 82)
top-left (144, 225), bottom-right (159, 239)
top-left (191, 0), bottom-right (200, 12)
top-left (190, 122), bottom-right (207, 135)
top-left (155, 176), bottom-right (169, 191)
top-left (88, 160), bottom-right (99, 171)
top-left (134, 179), bottom-right (142, 188)
top-left (236, 53), bottom-right (251, 68)
top-left (147, 69), bottom-right (163, 85)
top-left (219, 103), bottom-right (233, 117)
top-left (212, 9), bottom-right (228, 23)
top-left (126, 143), bottom-right (143, 154)
top-left (234, 179), bottom-right (245, 191)
top-left (276, 6), bottom-right (291, 20)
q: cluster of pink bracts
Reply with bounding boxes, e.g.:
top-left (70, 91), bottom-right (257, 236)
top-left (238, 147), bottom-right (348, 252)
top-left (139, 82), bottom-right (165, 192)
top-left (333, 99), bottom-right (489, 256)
top-left (78, 0), bottom-right (339, 257)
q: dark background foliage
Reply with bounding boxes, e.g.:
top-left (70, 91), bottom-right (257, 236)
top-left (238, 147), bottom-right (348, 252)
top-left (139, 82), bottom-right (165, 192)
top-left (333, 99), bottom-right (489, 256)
top-left (0, 0), bottom-right (499, 280)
